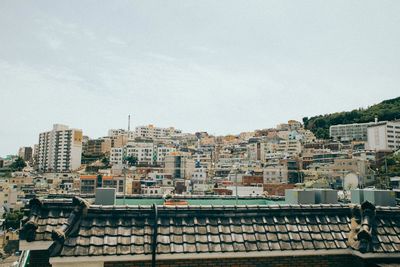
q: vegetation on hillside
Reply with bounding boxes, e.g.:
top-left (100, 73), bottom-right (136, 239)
top-left (303, 96), bottom-right (400, 139)
top-left (9, 157), bottom-right (26, 171)
top-left (3, 210), bottom-right (24, 229)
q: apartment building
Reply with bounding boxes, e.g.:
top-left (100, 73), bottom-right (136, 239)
top-left (155, 146), bottom-right (176, 165)
top-left (80, 175), bottom-right (125, 194)
top-left (37, 124), bottom-right (83, 172)
top-left (330, 122), bottom-right (376, 141)
top-left (110, 142), bottom-right (155, 166)
top-left (164, 152), bottom-right (195, 179)
top-left (0, 182), bottom-right (19, 212)
top-left (18, 146), bottom-right (33, 162)
top-left (135, 124), bottom-right (181, 139)
top-left (276, 139), bottom-right (302, 156)
top-left (367, 121), bottom-right (400, 151)
top-left (83, 138), bottom-right (111, 156)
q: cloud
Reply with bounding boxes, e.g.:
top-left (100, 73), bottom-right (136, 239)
top-left (107, 36), bottom-right (127, 46)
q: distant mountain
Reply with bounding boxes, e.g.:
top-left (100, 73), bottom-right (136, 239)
top-left (303, 96), bottom-right (400, 139)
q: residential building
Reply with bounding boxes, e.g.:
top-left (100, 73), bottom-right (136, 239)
top-left (80, 175), bottom-right (126, 195)
top-left (37, 124), bottom-right (83, 172)
top-left (164, 152), bottom-right (195, 179)
top-left (83, 138), bottom-right (111, 156)
top-left (18, 146), bottom-right (33, 162)
top-left (276, 139), bottom-right (302, 156)
top-left (135, 124), bottom-right (182, 139)
top-left (330, 122), bottom-right (376, 141)
top-left (367, 120), bottom-right (400, 151)
top-left (263, 164), bottom-right (288, 183)
top-left (155, 145), bottom-right (176, 165)
top-left (110, 141), bottom-right (155, 166)
top-left (0, 182), bottom-right (19, 212)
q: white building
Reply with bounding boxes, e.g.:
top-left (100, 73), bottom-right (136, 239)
top-left (110, 142), bottom-right (155, 166)
top-left (226, 185), bottom-right (264, 196)
top-left (367, 121), bottom-right (400, 151)
top-left (37, 124), bottom-right (83, 172)
top-left (330, 122), bottom-right (376, 141)
top-left (263, 165), bottom-right (288, 183)
top-left (156, 146), bottom-right (176, 165)
top-left (135, 124), bottom-right (182, 139)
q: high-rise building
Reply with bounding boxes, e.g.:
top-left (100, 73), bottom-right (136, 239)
top-left (18, 146), bottom-right (33, 162)
top-left (367, 121), bottom-right (400, 151)
top-left (37, 124), bottom-right (83, 172)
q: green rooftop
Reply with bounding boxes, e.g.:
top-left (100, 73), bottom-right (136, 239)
top-left (115, 197), bottom-right (284, 205)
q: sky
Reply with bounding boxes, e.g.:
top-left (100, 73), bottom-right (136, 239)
top-left (0, 1), bottom-right (399, 156)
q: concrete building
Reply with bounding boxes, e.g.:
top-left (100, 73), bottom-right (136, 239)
top-left (164, 152), bottom-right (195, 179)
top-left (330, 122), bottom-right (376, 141)
top-left (135, 124), bottom-right (181, 139)
top-left (155, 146), bottom-right (176, 165)
top-left (110, 142), bottom-right (155, 166)
top-left (83, 138), bottom-right (112, 156)
top-left (367, 121), bottom-right (400, 151)
top-left (276, 139), bottom-right (302, 156)
top-left (37, 124), bottom-right (83, 172)
top-left (18, 146), bottom-right (33, 162)
top-left (0, 182), bottom-right (19, 212)
top-left (263, 165), bottom-right (288, 183)
top-left (80, 175), bottom-right (127, 195)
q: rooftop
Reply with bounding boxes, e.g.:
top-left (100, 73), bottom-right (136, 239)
top-left (20, 197), bottom-right (400, 264)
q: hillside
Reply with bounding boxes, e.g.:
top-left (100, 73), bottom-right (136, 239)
top-left (303, 96), bottom-right (400, 139)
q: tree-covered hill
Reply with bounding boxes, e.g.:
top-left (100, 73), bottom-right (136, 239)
top-left (303, 96), bottom-right (400, 139)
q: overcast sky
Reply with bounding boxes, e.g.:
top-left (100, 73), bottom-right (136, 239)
top-left (1, 1), bottom-right (399, 155)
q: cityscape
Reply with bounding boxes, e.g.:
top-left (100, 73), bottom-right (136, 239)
top-left (1, 1), bottom-right (400, 267)
top-left (1, 96), bottom-right (400, 266)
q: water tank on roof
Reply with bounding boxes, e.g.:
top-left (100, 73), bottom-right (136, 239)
top-left (350, 189), bottom-right (364, 204)
top-left (363, 189), bottom-right (396, 207)
top-left (351, 189), bottom-right (396, 207)
top-left (313, 189), bottom-right (338, 204)
top-left (285, 189), bottom-right (315, 204)
top-left (95, 188), bottom-right (116, 205)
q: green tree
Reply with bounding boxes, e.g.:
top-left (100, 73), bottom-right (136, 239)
top-left (3, 210), bottom-right (24, 229)
top-left (101, 157), bottom-right (110, 166)
top-left (9, 157), bottom-right (26, 171)
top-left (125, 156), bottom-right (138, 167)
top-left (304, 96), bottom-right (400, 139)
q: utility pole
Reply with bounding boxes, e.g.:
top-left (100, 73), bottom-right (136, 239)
top-left (123, 114), bottom-right (131, 205)
top-left (235, 166), bottom-right (238, 205)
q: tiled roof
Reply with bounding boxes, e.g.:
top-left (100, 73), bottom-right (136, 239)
top-left (20, 197), bottom-right (400, 259)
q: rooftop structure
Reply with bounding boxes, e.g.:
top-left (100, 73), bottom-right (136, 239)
top-left (20, 197), bottom-right (400, 266)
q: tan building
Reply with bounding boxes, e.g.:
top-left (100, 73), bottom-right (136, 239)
top-left (37, 124), bottom-right (83, 172)
top-left (164, 152), bottom-right (195, 179)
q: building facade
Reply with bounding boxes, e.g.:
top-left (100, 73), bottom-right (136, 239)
top-left (330, 122), bottom-right (376, 141)
top-left (135, 124), bottom-right (181, 139)
top-left (18, 146), bottom-right (33, 162)
top-left (37, 124), bottom-right (83, 172)
top-left (367, 121), bottom-right (400, 151)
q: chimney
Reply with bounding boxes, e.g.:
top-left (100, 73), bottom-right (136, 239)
top-left (374, 117), bottom-right (378, 124)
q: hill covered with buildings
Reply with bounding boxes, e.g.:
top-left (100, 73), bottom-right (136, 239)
top-left (303, 96), bottom-right (400, 139)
